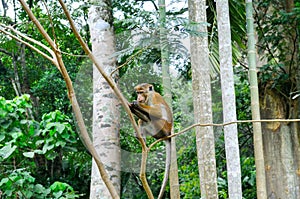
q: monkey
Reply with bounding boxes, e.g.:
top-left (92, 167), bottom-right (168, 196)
top-left (129, 83), bottom-right (172, 199)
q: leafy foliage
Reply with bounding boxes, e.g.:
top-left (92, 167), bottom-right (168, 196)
top-left (255, 0), bottom-right (299, 92)
top-left (0, 169), bottom-right (80, 198)
top-left (0, 95), bottom-right (90, 198)
top-left (0, 0), bottom-right (88, 118)
top-left (31, 70), bottom-right (71, 119)
top-left (217, 157), bottom-right (256, 199)
top-left (1, 0), bottom-right (295, 197)
top-left (113, 0), bottom-right (196, 79)
top-left (177, 134), bottom-right (200, 199)
top-left (113, 0), bottom-right (256, 197)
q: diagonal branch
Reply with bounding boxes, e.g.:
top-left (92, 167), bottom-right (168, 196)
top-left (0, 47), bottom-right (13, 56)
top-left (58, 0), bottom-right (154, 198)
top-left (0, 25), bottom-right (57, 67)
top-left (2, 25), bottom-right (55, 56)
top-left (18, 0), bottom-right (121, 198)
top-left (57, 0), bottom-right (141, 140)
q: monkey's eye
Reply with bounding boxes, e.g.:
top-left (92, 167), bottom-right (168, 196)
top-left (136, 91), bottom-right (144, 94)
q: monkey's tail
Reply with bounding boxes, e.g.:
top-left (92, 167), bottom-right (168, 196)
top-left (157, 139), bottom-right (171, 199)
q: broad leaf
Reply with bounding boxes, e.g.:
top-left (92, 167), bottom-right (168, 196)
top-left (23, 152), bottom-right (35, 158)
top-left (0, 143), bottom-right (17, 159)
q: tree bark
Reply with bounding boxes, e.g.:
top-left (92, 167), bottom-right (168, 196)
top-left (216, 0), bottom-right (242, 198)
top-left (260, 88), bottom-right (300, 199)
top-left (245, 1), bottom-right (267, 198)
top-left (158, 0), bottom-right (180, 198)
top-left (255, 0), bottom-right (300, 198)
top-left (89, 2), bottom-right (121, 198)
top-left (189, 0), bottom-right (219, 198)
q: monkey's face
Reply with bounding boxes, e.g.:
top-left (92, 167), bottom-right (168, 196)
top-left (134, 83), bottom-right (154, 104)
top-left (137, 91), bottom-right (147, 103)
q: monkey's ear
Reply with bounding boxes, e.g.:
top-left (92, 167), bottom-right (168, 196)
top-left (149, 85), bottom-right (153, 91)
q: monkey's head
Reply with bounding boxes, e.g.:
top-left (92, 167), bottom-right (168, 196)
top-left (134, 83), bottom-right (154, 103)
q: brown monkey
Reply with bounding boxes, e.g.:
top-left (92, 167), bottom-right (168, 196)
top-left (129, 83), bottom-right (172, 199)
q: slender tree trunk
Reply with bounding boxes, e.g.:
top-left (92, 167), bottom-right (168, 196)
top-left (188, 0), bottom-right (218, 198)
top-left (216, 0), bottom-right (242, 198)
top-left (12, 56), bottom-right (21, 97)
top-left (88, 2), bottom-right (121, 198)
top-left (17, 42), bottom-right (34, 118)
top-left (158, 1), bottom-right (180, 198)
top-left (18, 43), bottom-right (30, 95)
top-left (245, 1), bottom-right (267, 198)
top-left (1, 0), bottom-right (8, 17)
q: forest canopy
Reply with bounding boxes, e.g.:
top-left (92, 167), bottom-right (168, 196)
top-left (0, 0), bottom-right (299, 198)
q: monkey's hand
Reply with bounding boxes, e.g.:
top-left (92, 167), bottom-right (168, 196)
top-left (131, 100), bottom-right (139, 106)
top-left (129, 101), bottom-right (151, 122)
top-left (128, 101), bottom-right (138, 108)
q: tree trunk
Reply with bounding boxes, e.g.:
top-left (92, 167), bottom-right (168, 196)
top-left (260, 88), bottom-right (300, 199)
top-left (18, 43), bottom-right (30, 95)
top-left (88, 2), bottom-right (121, 198)
top-left (245, 1), bottom-right (267, 198)
top-left (158, 0), bottom-right (180, 198)
top-left (255, 0), bottom-right (300, 198)
top-left (216, 0), bottom-right (242, 198)
top-left (189, 0), bottom-right (219, 198)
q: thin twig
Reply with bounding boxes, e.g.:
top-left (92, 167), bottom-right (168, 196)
top-left (110, 46), bottom-right (149, 77)
top-left (0, 27), bottom-right (57, 66)
top-left (60, 51), bottom-right (88, 58)
top-left (149, 118), bottom-right (300, 150)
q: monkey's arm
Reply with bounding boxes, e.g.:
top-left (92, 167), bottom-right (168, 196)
top-left (139, 103), bottom-right (166, 119)
top-left (131, 101), bottom-right (165, 120)
top-left (129, 102), bottom-right (151, 122)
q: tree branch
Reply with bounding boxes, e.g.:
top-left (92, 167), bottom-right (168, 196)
top-left (0, 25), bottom-right (57, 67)
top-left (0, 47), bottom-right (13, 56)
top-left (110, 46), bottom-right (149, 77)
top-left (18, 0), bottom-right (121, 198)
top-left (149, 118), bottom-right (300, 150)
top-left (57, 1), bottom-right (154, 197)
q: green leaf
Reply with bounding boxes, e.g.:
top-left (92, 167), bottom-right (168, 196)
top-left (51, 111), bottom-right (57, 120)
top-left (5, 189), bottom-right (13, 197)
top-left (42, 143), bottom-right (54, 153)
top-left (35, 140), bottom-right (44, 146)
top-left (34, 184), bottom-right (47, 194)
top-left (0, 143), bottom-right (17, 159)
top-left (0, 109), bottom-right (7, 117)
top-left (0, 178), bottom-right (9, 186)
top-left (63, 146), bottom-right (77, 152)
top-left (55, 141), bottom-right (66, 147)
top-left (20, 119), bottom-right (28, 124)
top-left (11, 131), bottom-right (23, 139)
top-left (56, 123), bottom-right (65, 134)
top-left (23, 152), bottom-right (35, 158)
top-left (45, 123), bottom-right (56, 130)
top-left (46, 123), bottom-right (65, 135)
top-left (53, 190), bottom-right (63, 198)
top-left (0, 134), bottom-right (5, 142)
top-left (23, 190), bottom-right (33, 198)
top-left (46, 151), bottom-right (57, 160)
top-left (15, 178), bottom-right (25, 185)
top-left (50, 181), bottom-right (71, 192)
top-left (34, 149), bottom-right (44, 154)
top-left (1, 120), bottom-right (12, 129)
top-left (61, 133), bottom-right (70, 139)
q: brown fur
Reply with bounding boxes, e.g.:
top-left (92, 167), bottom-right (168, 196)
top-left (129, 83), bottom-right (172, 199)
